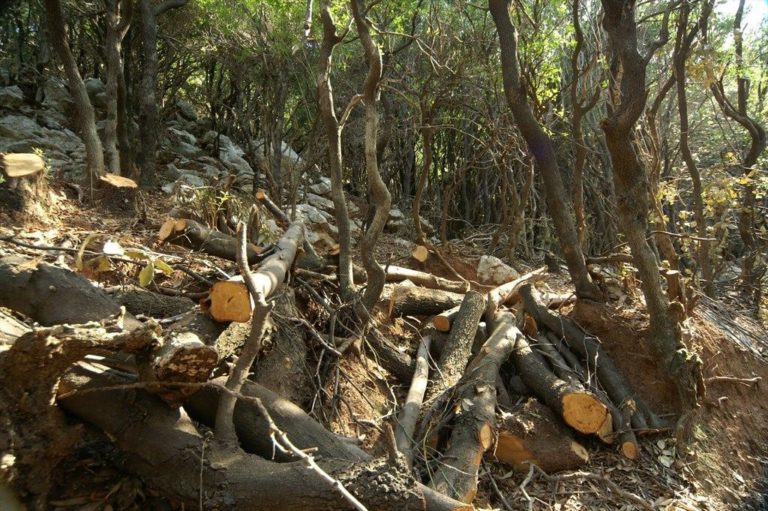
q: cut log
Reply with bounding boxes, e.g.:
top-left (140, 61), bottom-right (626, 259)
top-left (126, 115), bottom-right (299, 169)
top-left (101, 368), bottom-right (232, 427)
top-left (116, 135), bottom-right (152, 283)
top-left (433, 305), bottom-right (459, 332)
top-left (206, 223), bottom-right (304, 323)
top-left (519, 284), bottom-right (664, 430)
top-left (253, 289), bottom-right (310, 405)
top-left (111, 287), bottom-right (195, 318)
top-left (1, 153), bottom-right (45, 178)
top-left (255, 189), bottom-right (322, 264)
top-left (512, 332), bottom-right (608, 435)
top-left (0, 255), bottom-right (142, 329)
top-left (159, 217), bottom-right (265, 264)
top-left (385, 265), bottom-right (469, 293)
top-left (366, 328), bottom-right (414, 383)
top-left (432, 291), bottom-right (486, 396)
top-left (395, 335), bottom-right (431, 459)
top-left (412, 245), bottom-right (429, 262)
top-left (484, 266), bottom-right (547, 318)
top-left (429, 313), bottom-right (522, 503)
top-left (495, 399), bottom-right (590, 473)
top-left (208, 278), bottom-right (252, 322)
top-left (389, 286), bottom-right (464, 317)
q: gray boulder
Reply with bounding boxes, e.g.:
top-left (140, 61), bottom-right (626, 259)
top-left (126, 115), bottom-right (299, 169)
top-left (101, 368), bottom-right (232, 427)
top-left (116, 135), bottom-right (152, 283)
top-left (0, 86), bottom-right (24, 109)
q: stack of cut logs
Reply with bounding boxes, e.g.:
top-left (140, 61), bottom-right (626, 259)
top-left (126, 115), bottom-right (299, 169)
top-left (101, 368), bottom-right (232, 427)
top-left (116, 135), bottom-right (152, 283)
top-left (0, 191), bottom-right (664, 510)
top-left (151, 194), bottom-right (664, 505)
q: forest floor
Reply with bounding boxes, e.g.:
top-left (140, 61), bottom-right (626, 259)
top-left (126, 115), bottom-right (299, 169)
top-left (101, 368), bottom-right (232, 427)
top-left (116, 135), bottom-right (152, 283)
top-left (2, 178), bottom-right (768, 511)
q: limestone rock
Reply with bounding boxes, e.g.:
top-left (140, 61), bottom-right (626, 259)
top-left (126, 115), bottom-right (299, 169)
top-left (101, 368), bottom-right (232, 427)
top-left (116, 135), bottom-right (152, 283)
top-left (477, 255), bottom-right (520, 285)
top-left (0, 86), bottom-right (24, 109)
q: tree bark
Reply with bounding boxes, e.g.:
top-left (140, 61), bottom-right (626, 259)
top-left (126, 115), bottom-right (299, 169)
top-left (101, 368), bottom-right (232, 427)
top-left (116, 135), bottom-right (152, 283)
top-left (351, 0), bottom-right (392, 310)
top-left (599, 0), bottom-right (702, 407)
top-left (317, 3), bottom-right (355, 299)
top-left (489, 0), bottom-right (601, 301)
top-left (158, 217), bottom-right (265, 264)
top-left (43, 0), bottom-right (104, 184)
top-left (103, 0), bottom-right (132, 174)
top-left (388, 286), bottom-right (464, 317)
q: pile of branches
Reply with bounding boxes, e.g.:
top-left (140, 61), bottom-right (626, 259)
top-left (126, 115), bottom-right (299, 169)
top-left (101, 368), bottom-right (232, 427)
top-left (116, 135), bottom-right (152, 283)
top-left (0, 195), bottom-right (665, 510)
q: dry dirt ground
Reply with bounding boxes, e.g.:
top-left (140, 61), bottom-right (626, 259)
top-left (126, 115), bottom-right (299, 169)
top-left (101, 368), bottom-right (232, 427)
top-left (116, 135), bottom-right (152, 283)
top-left (1, 180), bottom-right (767, 510)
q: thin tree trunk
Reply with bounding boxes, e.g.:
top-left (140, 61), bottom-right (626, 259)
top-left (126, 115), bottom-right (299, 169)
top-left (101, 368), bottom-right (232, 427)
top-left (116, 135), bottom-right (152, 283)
top-left (673, 0), bottom-right (714, 295)
top-left (351, 0), bottom-right (391, 310)
top-left (44, 0), bottom-right (104, 186)
top-left (489, 0), bottom-right (601, 302)
top-left (103, 0), bottom-right (132, 175)
top-left (317, 2), bottom-right (355, 299)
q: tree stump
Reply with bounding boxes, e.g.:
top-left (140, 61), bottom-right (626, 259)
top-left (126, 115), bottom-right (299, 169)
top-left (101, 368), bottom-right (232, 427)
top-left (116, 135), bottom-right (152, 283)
top-left (0, 153), bottom-right (48, 220)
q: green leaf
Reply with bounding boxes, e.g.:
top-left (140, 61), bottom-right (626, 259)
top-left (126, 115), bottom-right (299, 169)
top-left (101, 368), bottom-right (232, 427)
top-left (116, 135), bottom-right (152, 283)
top-left (154, 259), bottom-right (174, 276)
top-left (139, 262), bottom-right (155, 287)
top-left (76, 233), bottom-right (100, 271)
top-left (125, 249), bottom-right (149, 261)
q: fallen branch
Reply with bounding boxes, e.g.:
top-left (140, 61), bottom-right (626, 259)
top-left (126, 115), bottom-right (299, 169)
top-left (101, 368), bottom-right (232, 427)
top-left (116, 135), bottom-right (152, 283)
top-left (158, 217), bottom-right (266, 264)
top-left (395, 335), bottom-right (431, 460)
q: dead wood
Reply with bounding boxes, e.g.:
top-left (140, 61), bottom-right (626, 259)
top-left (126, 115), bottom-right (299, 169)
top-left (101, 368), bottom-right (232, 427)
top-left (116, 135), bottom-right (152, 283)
top-left (395, 335), bottom-right (432, 459)
top-left (495, 398), bottom-right (590, 473)
top-left (206, 223), bottom-right (304, 323)
top-left (430, 312), bottom-right (521, 503)
top-left (388, 285), bottom-right (464, 317)
top-left (253, 288), bottom-right (310, 404)
top-left (255, 189), bottom-right (323, 266)
top-left (512, 331), bottom-right (609, 436)
top-left (0, 309), bottom-right (30, 347)
top-left (0, 256), bottom-right (218, 395)
top-left (0, 255), bottom-right (142, 329)
top-left (519, 284), bottom-right (664, 430)
top-left (111, 287), bottom-right (195, 318)
top-left (385, 265), bottom-right (469, 293)
top-left (433, 304), bottom-right (460, 332)
top-left (0, 320), bottom-right (161, 509)
top-left (484, 266), bottom-right (547, 319)
top-left (158, 217), bottom-right (265, 264)
top-left (58, 368), bottom-right (470, 511)
top-left (366, 327), bottom-right (414, 383)
top-left (184, 375), bottom-right (369, 462)
top-left (432, 291), bottom-right (486, 396)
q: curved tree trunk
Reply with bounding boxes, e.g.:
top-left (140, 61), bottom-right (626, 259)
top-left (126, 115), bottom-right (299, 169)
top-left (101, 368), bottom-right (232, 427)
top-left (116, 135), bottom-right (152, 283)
top-left (351, 0), bottom-right (392, 310)
top-left (489, 0), bottom-right (601, 302)
top-left (317, 2), bottom-right (355, 299)
top-left (44, 0), bottom-right (104, 185)
top-left (599, 0), bottom-right (702, 408)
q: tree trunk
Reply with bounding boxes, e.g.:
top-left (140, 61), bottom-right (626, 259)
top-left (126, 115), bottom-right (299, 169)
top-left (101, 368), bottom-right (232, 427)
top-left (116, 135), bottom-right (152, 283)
top-left (351, 0), bottom-right (392, 310)
top-left (137, 0), bottom-right (159, 186)
top-left (43, 0), bottom-right (104, 185)
top-left (599, 0), bottom-right (702, 408)
top-left (317, 3), bottom-right (355, 299)
top-left (103, 0), bottom-right (132, 174)
top-left (489, 0), bottom-right (601, 302)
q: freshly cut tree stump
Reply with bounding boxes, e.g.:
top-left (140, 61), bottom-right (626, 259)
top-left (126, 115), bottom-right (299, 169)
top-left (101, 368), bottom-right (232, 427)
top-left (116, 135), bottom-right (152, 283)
top-left (495, 399), bottom-right (590, 473)
top-left (432, 291), bottom-right (485, 396)
top-left (412, 245), bottom-right (429, 263)
top-left (0, 153), bottom-right (47, 220)
top-left (519, 284), bottom-right (664, 430)
top-left (430, 312), bottom-right (522, 503)
top-left (389, 286), bottom-right (464, 317)
top-left (98, 173), bottom-right (138, 214)
top-left (159, 217), bottom-right (264, 264)
top-left (512, 332), bottom-right (609, 435)
top-left (385, 266), bottom-right (469, 293)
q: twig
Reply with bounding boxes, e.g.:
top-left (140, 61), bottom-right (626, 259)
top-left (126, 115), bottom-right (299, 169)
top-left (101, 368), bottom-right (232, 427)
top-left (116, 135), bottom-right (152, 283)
top-left (213, 221), bottom-right (273, 446)
top-left (705, 375), bottom-right (762, 386)
top-left (483, 461), bottom-right (514, 511)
